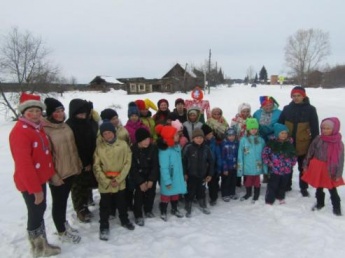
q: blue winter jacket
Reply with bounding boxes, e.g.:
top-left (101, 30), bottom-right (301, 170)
top-left (253, 108), bottom-right (281, 142)
top-left (205, 137), bottom-right (222, 175)
top-left (158, 145), bottom-right (187, 196)
top-left (221, 139), bottom-right (239, 172)
top-left (237, 135), bottom-right (267, 176)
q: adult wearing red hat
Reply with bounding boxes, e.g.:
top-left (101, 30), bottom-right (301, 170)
top-left (278, 86), bottom-right (319, 197)
top-left (9, 92), bottom-right (61, 257)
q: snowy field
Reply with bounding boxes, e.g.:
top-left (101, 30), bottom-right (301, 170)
top-left (1, 84), bottom-right (345, 258)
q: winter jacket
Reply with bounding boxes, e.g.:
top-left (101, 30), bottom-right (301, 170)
top-left (182, 142), bottom-right (214, 178)
top-left (66, 99), bottom-right (96, 168)
top-left (262, 137), bottom-right (297, 175)
top-left (140, 115), bottom-right (158, 142)
top-left (172, 108), bottom-right (187, 124)
top-left (153, 109), bottom-right (171, 125)
top-left (237, 135), bottom-right (267, 176)
top-left (130, 143), bottom-right (159, 185)
top-left (93, 138), bottom-right (132, 194)
top-left (9, 118), bottom-right (55, 194)
top-left (278, 98), bottom-right (319, 156)
top-left (304, 136), bottom-right (344, 180)
top-left (253, 108), bottom-right (282, 142)
top-left (158, 144), bottom-right (187, 196)
top-left (206, 116), bottom-right (229, 141)
top-left (183, 107), bottom-right (203, 142)
top-left (221, 139), bottom-right (239, 172)
top-left (42, 118), bottom-right (82, 182)
top-left (205, 137), bottom-right (222, 174)
top-left (124, 119), bottom-right (150, 145)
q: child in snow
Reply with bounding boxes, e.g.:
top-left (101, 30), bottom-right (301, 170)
top-left (206, 107), bottom-right (229, 142)
top-left (237, 118), bottom-right (267, 203)
top-left (183, 128), bottom-right (214, 217)
top-left (302, 117), bottom-right (344, 216)
top-left (262, 123), bottom-right (297, 205)
top-left (9, 93), bottom-right (61, 256)
top-left (93, 121), bottom-right (135, 241)
top-left (220, 126), bottom-right (239, 202)
top-left (182, 106), bottom-right (204, 142)
top-left (171, 119), bottom-right (188, 148)
top-left (156, 124), bottom-right (187, 221)
top-left (201, 124), bottom-right (222, 206)
top-left (130, 128), bottom-right (159, 226)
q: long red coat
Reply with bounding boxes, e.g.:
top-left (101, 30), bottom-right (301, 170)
top-left (9, 118), bottom-right (55, 194)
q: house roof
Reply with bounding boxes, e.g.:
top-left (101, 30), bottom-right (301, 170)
top-left (162, 63), bottom-right (196, 79)
top-left (90, 75), bottom-right (123, 84)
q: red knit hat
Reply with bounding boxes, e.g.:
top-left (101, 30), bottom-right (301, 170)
top-left (18, 92), bottom-right (46, 114)
top-left (135, 100), bottom-right (146, 111)
top-left (291, 86), bottom-right (306, 98)
top-left (155, 124), bottom-right (177, 147)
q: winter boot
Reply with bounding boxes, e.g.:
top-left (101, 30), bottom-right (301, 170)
top-left (185, 201), bottom-right (192, 218)
top-left (312, 189), bottom-right (325, 211)
top-left (99, 228), bottom-right (109, 241)
top-left (171, 201), bottom-right (184, 218)
top-left (28, 223), bottom-right (61, 257)
top-left (159, 202), bottom-right (168, 221)
top-left (240, 187), bottom-right (252, 201)
top-left (59, 231), bottom-right (81, 244)
top-left (330, 188), bottom-right (342, 216)
top-left (252, 187), bottom-right (261, 202)
top-left (77, 208), bottom-right (91, 223)
top-left (198, 199), bottom-right (211, 215)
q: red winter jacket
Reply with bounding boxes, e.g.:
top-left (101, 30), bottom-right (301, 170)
top-left (9, 118), bottom-right (55, 194)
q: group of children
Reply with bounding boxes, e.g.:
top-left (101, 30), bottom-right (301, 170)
top-left (9, 86), bottom-right (344, 256)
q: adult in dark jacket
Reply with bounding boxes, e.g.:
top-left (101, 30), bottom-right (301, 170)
top-left (172, 98), bottom-right (187, 124)
top-left (66, 99), bottom-right (97, 222)
top-left (278, 86), bottom-right (319, 197)
top-left (153, 99), bottom-right (171, 125)
top-left (130, 128), bottom-right (159, 226)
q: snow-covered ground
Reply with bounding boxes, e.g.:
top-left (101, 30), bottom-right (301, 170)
top-left (1, 84), bottom-right (345, 258)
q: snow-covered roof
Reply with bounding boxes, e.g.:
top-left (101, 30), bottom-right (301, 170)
top-left (99, 76), bottom-right (123, 84)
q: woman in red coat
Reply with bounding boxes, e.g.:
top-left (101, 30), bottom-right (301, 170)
top-left (9, 92), bottom-right (61, 257)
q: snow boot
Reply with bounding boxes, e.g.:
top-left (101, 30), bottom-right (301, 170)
top-left (252, 187), bottom-right (260, 202)
top-left (240, 187), bottom-right (252, 201)
top-left (185, 201), bottom-right (192, 218)
top-left (198, 199), bottom-right (211, 215)
top-left (99, 228), bottom-right (109, 241)
top-left (312, 189), bottom-right (325, 211)
top-left (159, 202), bottom-right (168, 221)
top-left (59, 230), bottom-right (81, 244)
top-left (171, 201), bottom-right (184, 218)
top-left (28, 222), bottom-right (61, 257)
top-left (330, 188), bottom-right (342, 216)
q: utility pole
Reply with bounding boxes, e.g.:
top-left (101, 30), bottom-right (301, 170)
top-left (183, 63), bottom-right (188, 93)
top-left (208, 49), bottom-right (211, 94)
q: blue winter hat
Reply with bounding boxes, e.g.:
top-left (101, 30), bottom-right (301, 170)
top-left (100, 120), bottom-right (116, 136)
top-left (225, 126), bottom-right (236, 136)
top-left (274, 123), bottom-right (289, 138)
top-left (128, 102), bottom-right (140, 118)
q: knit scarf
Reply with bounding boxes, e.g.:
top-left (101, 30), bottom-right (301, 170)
top-left (320, 133), bottom-right (342, 177)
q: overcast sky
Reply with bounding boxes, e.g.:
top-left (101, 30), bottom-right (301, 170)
top-left (1, 0), bottom-right (344, 83)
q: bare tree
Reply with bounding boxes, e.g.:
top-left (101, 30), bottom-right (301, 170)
top-left (246, 66), bottom-right (255, 83)
top-left (284, 28), bottom-right (330, 86)
top-left (0, 27), bottom-right (61, 119)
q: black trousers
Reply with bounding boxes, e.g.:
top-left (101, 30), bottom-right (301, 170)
top-left (133, 183), bottom-right (156, 219)
top-left (49, 176), bottom-right (74, 233)
top-left (221, 169), bottom-right (237, 197)
top-left (266, 173), bottom-right (289, 204)
top-left (287, 155), bottom-right (308, 190)
top-left (99, 190), bottom-right (129, 229)
top-left (187, 176), bottom-right (206, 202)
top-left (208, 175), bottom-right (219, 201)
top-left (22, 184), bottom-right (47, 231)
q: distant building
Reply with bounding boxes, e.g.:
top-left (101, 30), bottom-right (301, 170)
top-left (89, 75), bottom-right (124, 90)
top-left (123, 63), bottom-right (199, 95)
